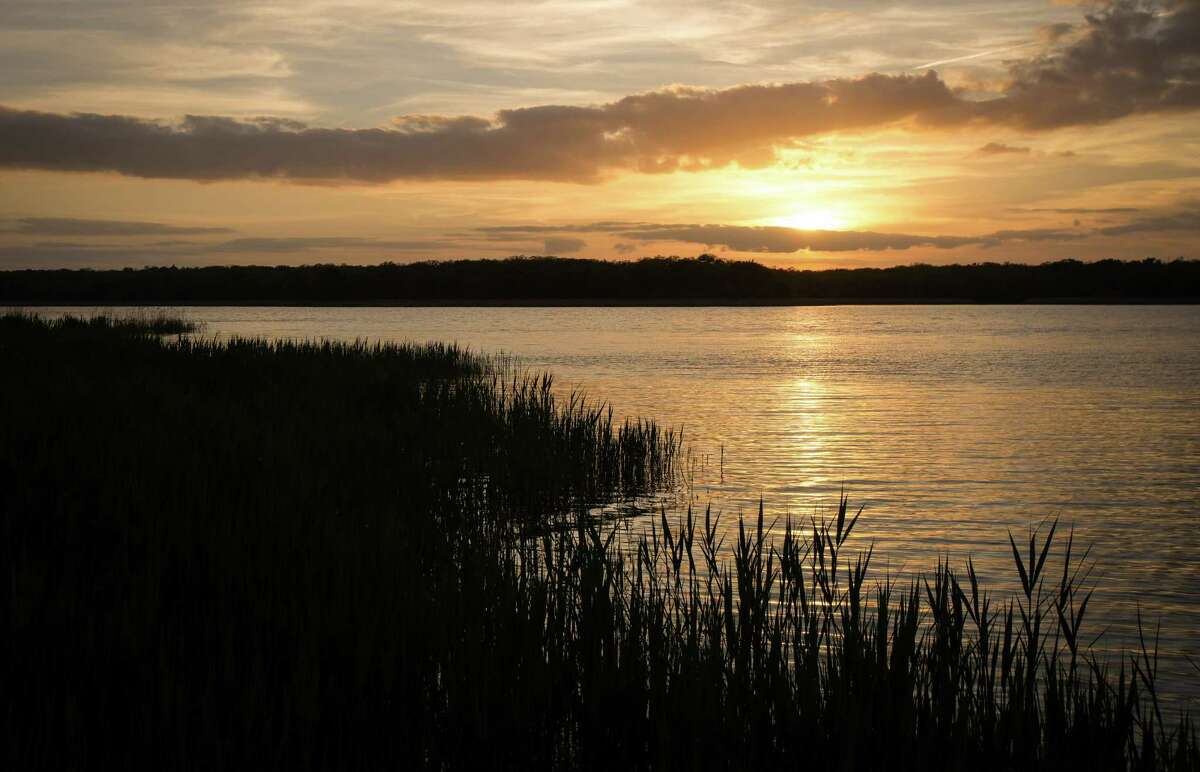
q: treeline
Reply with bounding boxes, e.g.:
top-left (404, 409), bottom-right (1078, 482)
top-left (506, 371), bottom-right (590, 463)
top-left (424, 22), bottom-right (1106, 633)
top-left (2, 255), bottom-right (1198, 303)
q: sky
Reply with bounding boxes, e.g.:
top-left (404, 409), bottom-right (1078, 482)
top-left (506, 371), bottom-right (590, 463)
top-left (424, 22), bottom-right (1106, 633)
top-left (0, 0), bottom-right (1198, 269)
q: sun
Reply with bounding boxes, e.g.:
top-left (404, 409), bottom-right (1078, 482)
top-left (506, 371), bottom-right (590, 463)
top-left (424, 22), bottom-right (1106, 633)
top-left (770, 208), bottom-right (847, 231)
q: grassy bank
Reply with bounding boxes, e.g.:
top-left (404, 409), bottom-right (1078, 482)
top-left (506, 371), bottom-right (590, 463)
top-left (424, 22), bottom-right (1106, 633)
top-left (2, 312), bottom-right (1195, 770)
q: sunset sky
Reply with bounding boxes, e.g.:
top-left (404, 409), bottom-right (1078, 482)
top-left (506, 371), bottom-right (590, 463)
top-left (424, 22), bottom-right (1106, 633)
top-left (1, 0), bottom-right (1198, 269)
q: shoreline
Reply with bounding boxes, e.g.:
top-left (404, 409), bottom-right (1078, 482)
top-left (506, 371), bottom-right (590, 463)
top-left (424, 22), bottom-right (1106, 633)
top-left (5, 296), bottom-right (1199, 307)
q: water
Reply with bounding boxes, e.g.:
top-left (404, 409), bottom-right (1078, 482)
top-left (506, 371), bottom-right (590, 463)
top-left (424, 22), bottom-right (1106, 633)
top-left (27, 304), bottom-right (1200, 704)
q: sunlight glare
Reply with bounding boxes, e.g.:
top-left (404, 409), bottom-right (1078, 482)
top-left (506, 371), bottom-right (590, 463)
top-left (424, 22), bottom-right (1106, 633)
top-left (771, 208), bottom-right (847, 231)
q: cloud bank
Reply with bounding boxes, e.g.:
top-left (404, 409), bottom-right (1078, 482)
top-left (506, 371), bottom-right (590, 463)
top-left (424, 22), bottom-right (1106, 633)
top-left (0, 1), bottom-right (1195, 184)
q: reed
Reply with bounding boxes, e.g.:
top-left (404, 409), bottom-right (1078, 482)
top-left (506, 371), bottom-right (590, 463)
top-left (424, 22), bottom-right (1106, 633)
top-left (1, 311), bottom-right (1194, 770)
top-left (5, 308), bottom-right (202, 335)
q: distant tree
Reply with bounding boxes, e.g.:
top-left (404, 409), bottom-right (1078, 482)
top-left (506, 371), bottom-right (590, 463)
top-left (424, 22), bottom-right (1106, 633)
top-left (0, 256), bottom-right (1196, 303)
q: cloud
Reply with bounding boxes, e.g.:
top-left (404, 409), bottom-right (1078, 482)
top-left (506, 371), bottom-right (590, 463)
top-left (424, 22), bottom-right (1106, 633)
top-left (0, 235), bottom-right (463, 267)
top-left (992, 0), bottom-right (1200, 130)
top-left (206, 237), bottom-right (449, 253)
top-left (478, 221), bottom-right (646, 234)
top-left (0, 1), bottom-right (1194, 185)
top-left (477, 216), bottom-right (1161, 255)
top-left (1040, 21), bottom-right (1078, 43)
top-left (543, 237), bottom-right (586, 254)
top-left (603, 206), bottom-right (1198, 252)
top-left (975, 227), bottom-right (1083, 246)
top-left (611, 224), bottom-right (1089, 253)
top-left (612, 225), bottom-right (979, 252)
top-left (977, 142), bottom-right (1032, 155)
top-left (3, 204), bottom-right (1194, 268)
top-left (1017, 206), bottom-right (1142, 213)
top-left (0, 71), bottom-right (959, 183)
top-left (4, 217), bottom-right (234, 236)
top-left (1096, 207), bottom-right (1200, 235)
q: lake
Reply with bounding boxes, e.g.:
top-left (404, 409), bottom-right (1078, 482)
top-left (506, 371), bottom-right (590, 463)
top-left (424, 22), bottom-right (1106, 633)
top-left (29, 304), bottom-right (1200, 704)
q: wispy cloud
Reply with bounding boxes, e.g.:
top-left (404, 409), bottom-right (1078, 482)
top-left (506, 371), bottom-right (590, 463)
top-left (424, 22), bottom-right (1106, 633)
top-left (4, 217), bottom-right (234, 236)
top-left (977, 142), bottom-right (1032, 155)
top-left (0, 234), bottom-right (470, 268)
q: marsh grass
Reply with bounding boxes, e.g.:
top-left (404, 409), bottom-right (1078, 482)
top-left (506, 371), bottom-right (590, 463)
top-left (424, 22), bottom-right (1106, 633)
top-left (6, 308), bottom-right (203, 335)
top-left (581, 501), bottom-right (1199, 770)
top-left (1, 312), bottom-right (1195, 770)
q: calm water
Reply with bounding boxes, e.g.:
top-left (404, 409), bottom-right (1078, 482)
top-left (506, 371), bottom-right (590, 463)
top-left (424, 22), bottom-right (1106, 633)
top-left (30, 304), bottom-right (1200, 704)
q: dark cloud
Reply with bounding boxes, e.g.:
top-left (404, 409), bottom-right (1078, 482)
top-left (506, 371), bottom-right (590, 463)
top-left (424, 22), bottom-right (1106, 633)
top-left (0, 2), bottom-right (1194, 184)
top-left (977, 142), bottom-right (1032, 155)
top-left (613, 242), bottom-right (638, 254)
top-left (990, 0), bottom-right (1200, 130)
top-left (975, 227), bottom-right (1083, 246)
top-left (1096, 207), bottom-right (1200, 235)
top-left (4, 217), bottom-right (234, 236)
top-left (1040, 21), bottom-right (1077, 43)
top-left (543, 237), bottom-right (586, 254)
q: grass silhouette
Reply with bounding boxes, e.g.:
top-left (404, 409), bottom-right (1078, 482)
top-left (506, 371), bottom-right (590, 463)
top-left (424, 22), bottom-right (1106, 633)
top-left (1, 311), bottom-right (1195, 770)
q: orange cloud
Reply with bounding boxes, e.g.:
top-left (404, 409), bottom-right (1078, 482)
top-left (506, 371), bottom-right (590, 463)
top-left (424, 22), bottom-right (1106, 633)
top-left (977, 142), bottom-right (1032, 155)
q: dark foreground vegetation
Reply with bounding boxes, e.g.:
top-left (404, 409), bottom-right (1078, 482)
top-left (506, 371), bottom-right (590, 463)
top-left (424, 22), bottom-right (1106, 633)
top-left (2, 255), bottom-right (1198, 304)
top-left (2, 312), bottom-right (1196, 770)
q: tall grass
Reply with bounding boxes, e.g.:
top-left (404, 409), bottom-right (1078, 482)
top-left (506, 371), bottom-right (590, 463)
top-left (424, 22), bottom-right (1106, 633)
top-left (4, 308), bottom-right (202, 335)
top-left (1, 312), bottom-right (1195, 770)
top-left (553, 501), bottom-right (1198, 769)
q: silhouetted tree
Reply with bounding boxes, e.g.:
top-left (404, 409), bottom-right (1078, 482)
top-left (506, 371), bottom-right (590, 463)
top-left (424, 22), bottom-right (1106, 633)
top-left (1, 256), bottom-right (1196, 303)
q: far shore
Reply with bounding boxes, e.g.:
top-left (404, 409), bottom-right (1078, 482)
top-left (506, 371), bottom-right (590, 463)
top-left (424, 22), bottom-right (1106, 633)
top-left (5, 296), bottom-right (1199, 307)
